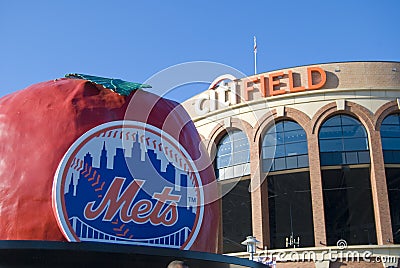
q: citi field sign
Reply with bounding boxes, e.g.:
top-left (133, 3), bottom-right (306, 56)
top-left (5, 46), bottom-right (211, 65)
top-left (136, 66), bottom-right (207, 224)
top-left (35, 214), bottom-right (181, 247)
top-left (52, 121), bottom-right (204, 249)
top-left (195, 67), bottom-right (327, 115)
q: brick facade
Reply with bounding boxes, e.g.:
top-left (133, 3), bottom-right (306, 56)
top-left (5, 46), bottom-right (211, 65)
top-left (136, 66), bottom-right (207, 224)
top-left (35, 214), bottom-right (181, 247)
top-left (186, 62), bottom-right (400, 267)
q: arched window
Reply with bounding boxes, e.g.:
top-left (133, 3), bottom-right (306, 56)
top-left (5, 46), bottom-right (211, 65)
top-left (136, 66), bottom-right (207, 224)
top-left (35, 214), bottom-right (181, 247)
top-left (319, 114), bottom-right (376, 246)
top-left (262, 121), bottom-right (314, 249)
top-left (381, 113), bottom-right (400, 244)
top-left (215, 129), bottom-right (250, 181)
top-left (319, 114), bottom-right (370, 166)
top-left (262, 121), bottom-right (308, 172)
top-left (381, 114), bottom-right (400, 163)
top-left (215, 130), bottom-right (252, 253)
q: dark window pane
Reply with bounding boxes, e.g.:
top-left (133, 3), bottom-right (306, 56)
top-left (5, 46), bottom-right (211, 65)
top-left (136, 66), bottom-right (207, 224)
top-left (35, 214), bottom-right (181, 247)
top-left (286, 142), bottom-right (308, 156)
top-left (394, 151), bottom-right (400, 161)
top-left (323, 116), bottom-right (342, 127)
top-left (222, 180), bottom-right (252, 253)
top-left (319, 126), bottom-right (343, 139)
top-left (341, 115), bottom-right (359, 126)
top-left (284, 121), bottom-right (303, 131)
top-left (381, 114), bottom-right (400, 165)
top-left (381, 127), bottom-right (400, 138)
top-left (382, 114), bottom-right (400, 125)
top-left (383, 150), bottom-right (400, 164)
top-left (320, 152), bottom-right (343, 166)
top-left (320, 139), bottom-right (343, 152)
top-left (382, 138), bottom-right (400, 150)
top-left (268, 172), bottom-right (314, 249)
top-left (342, 125), bottom-right (367, 138)
top-left (384, 168), bottom-right (400, 244)
top-left (322, 168), bottom-right (377, 246)
top-left (343, 137), bottom-right (368, 151)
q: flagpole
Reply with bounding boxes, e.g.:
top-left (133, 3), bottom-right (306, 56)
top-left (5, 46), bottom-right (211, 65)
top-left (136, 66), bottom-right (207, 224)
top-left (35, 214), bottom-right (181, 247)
top-left (253, 36), bottom-right (257, 74)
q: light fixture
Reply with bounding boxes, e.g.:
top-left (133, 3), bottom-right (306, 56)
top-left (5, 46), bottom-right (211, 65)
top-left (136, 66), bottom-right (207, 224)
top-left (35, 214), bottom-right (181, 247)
top-left (241, 235), bottom-right (260, 261)
top-left (335, 66), bottom-right (340, 72)
top-left (392, 67), bottom-right (397, 72)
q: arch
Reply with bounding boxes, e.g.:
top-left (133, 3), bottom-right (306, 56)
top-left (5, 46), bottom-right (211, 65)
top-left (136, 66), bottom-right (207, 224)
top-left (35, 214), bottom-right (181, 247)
top-left (253, 107), bottom-right (311, 145)
top-left (311, 101), bottom-right (375, 137)
top-left (261, 120), bottom-right (309, 172)
top-left (206, 118), bottom-right (253, 157)
top-left (318, 114), bottom-right (370, 166)
top-left (373, 100), bottom-right (400, 131)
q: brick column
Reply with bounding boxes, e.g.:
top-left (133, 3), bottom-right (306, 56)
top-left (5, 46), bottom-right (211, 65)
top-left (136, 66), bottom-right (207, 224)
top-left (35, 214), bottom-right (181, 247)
top-left (249, 140), bottom-right (270, 249)
top-left (307, 132), bottom-right (327, 246)
top-left (216, 182), bottom-right (224, 253)
top-left (369, 130), bottom-right (393, 245)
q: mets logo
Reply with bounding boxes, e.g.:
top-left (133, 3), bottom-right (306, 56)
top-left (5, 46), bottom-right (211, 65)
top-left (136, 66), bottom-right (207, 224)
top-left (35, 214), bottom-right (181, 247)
top-left (52, 121), bottom-right (204, 249)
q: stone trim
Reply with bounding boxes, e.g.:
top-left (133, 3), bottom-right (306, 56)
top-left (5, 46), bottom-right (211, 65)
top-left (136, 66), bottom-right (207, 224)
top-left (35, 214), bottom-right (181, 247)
top-left (373, 100), bottom-right (400, 131)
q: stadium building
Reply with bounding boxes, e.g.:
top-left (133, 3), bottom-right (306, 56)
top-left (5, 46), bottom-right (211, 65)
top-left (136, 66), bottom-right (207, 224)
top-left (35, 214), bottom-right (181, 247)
top-left (182, 61), bottom-right (400, 267)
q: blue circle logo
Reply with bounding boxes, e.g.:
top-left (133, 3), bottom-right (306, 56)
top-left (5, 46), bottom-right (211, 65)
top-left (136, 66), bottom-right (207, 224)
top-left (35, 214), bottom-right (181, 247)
top-left (52, 121), bottom-right (204, 249)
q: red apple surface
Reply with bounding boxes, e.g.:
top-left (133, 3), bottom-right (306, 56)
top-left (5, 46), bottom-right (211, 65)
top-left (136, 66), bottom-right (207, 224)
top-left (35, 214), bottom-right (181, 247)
top-left (0, 78), bottom-right (218, 252)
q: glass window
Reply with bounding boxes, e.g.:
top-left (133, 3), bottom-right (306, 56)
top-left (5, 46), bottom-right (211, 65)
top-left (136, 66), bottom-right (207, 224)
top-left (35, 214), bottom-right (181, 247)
top-left (221, 179), bottom-right (252, 253)
top-left (286, 142), bottom-right (308, 156)
top-left (381, 114), bottom-right (400, 163)
top-left (319, 126), bottom-right (343, 139)
top-left (341, 116), bottom-right (360, 126)
top-left (342, 125), bottom-right (367, 138)
top-left (322, 116), bottom-right (342, 127)
top-left (382, 115), bottom-right (400, 244)
top-left (215, 130), bottom-right (250, 180)
top-left (283, 121), bottom-right (303, 131)
top-left (381, 126), bottom-right (400, 138)
top-left (343, 137), bottom-right (368, 151)
top-left (298, 155), bottom-right (309, 168)
top-left (385, 168), bottom-right (400, 244)
top-left (286, 156), bottom-right (298, 169)
top-left (262, 121), bottom-right (308, 172)
top-left (268, 172), bottom-right (314, 249)
top-left (322, 168), bottom-right (377, 246)
top-left (319, 115), bottom-right (370, 166)
top-left (358, 151), bottom-right (371, 163)
top-left (284, 130), bottom-right (307, 143)
top-left (319, 139), bottom-right (343, 152)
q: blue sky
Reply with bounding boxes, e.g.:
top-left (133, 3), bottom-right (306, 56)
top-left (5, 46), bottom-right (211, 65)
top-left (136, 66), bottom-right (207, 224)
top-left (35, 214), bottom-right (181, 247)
top-left (0, 0), bottom-right (399, 101)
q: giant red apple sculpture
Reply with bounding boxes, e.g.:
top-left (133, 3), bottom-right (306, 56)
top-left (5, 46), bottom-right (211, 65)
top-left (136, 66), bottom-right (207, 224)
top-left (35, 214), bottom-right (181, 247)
top-left (0, 75), bottom-right (218, 253)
